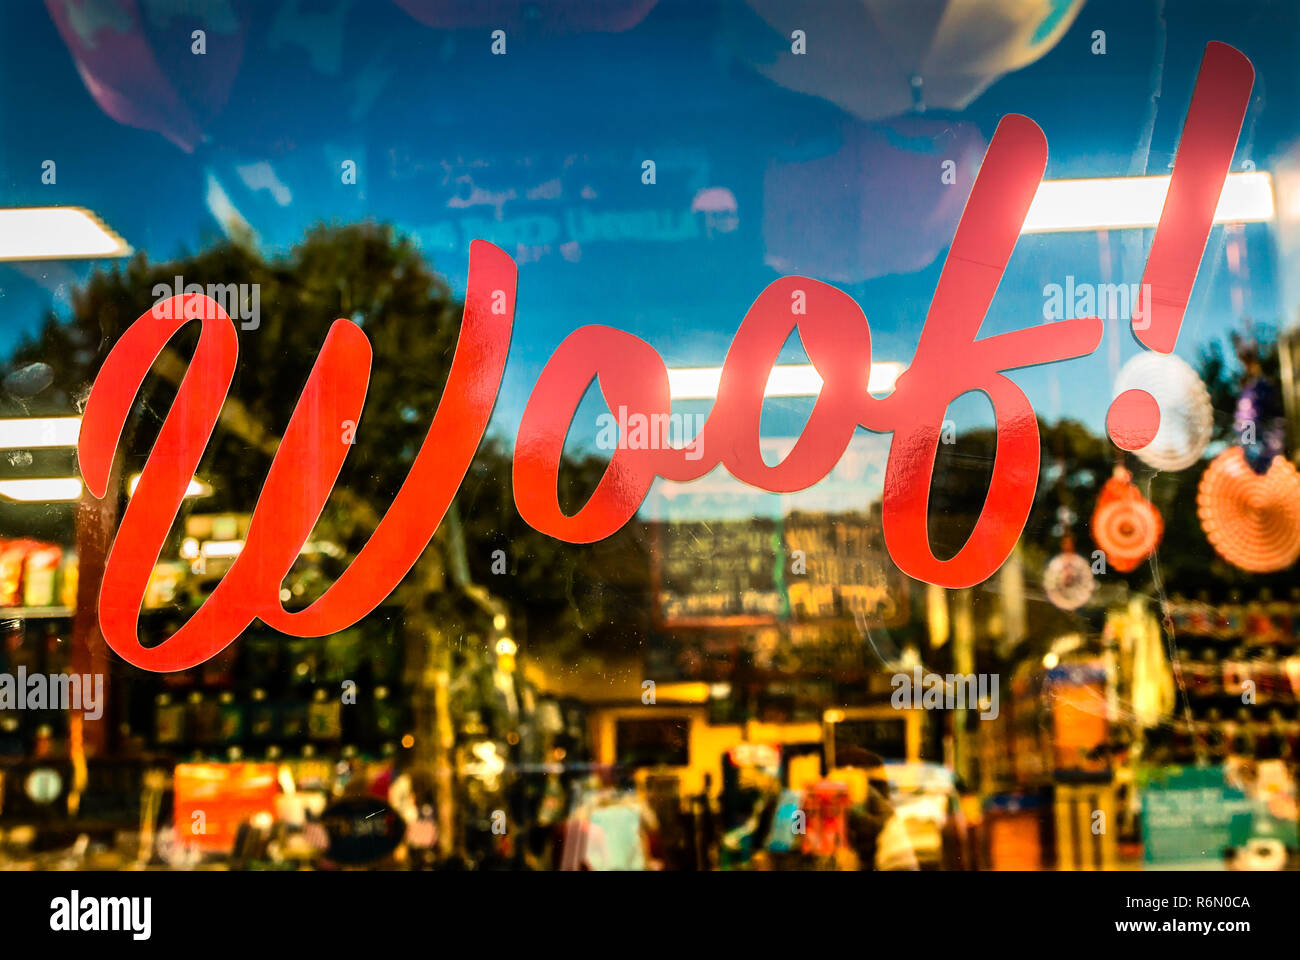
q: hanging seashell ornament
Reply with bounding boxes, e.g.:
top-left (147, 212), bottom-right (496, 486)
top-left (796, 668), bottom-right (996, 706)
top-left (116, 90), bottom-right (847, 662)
top-left (1112, 352), bottom-right (1213, 471)
top-left (1198, 447), bottom-right (1300, 573)
top-left (1092, 466), bottom-right (1164, 573)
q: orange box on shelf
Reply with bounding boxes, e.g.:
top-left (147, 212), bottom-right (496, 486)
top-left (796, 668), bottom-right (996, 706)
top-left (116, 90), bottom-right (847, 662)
top-left (172, 762), bottom-right (278, 854)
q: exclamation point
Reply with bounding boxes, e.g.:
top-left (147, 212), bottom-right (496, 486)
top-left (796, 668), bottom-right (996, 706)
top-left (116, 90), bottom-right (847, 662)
top-left (1106, 42), bottom-right (1254, 452)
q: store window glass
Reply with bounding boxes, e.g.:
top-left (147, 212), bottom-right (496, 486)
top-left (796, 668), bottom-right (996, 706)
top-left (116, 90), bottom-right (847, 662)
top-left (0, 0), bottom-right (1299, 887)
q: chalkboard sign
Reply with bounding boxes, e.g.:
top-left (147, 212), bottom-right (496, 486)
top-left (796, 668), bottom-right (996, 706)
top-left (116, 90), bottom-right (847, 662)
top-left (653, 518), bottom-right (783, 627)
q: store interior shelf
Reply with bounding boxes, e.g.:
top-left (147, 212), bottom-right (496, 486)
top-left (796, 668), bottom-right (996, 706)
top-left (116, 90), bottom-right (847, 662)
top-left (0, 605), bottom-right (74, 620)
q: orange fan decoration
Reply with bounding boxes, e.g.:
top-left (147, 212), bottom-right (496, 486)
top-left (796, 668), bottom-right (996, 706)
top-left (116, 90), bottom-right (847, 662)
top-left (1092, 467), bottom-right (1163, 573)
top-left (1197, 448), bottom-right (1300, 573)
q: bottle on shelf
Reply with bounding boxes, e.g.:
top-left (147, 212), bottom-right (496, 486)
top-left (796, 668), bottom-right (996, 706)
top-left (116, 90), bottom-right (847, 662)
top-left (248, 688), bottom-right (275, 747)
top-left (155, 693), bottom-right (185, 747)
top-left (1230, 707), bottom-right (1256, 756)
top-left (1205, 707), bottom-right (1226, 763)
top-left (217, 691), bottom-right (244, 746)
top-left (308, 687), bottom-right (342, 742)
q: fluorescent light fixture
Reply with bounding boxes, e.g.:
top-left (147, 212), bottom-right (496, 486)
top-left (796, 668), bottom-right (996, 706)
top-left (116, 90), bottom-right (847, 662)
top-left (200, 539), bottom-right (244, 559)
top-left (127, 473), bottom-right (211, 498)
top-left (0, 477), bottom-right (83, 501)
top-left (1022, 171), bottom-right (1274, 233)
top-left (0, 207), bottom-right (130, 261)
top-left (0, 416), bottom-right (81, 449)
top-left (668, 361), bottom-right (904, 401)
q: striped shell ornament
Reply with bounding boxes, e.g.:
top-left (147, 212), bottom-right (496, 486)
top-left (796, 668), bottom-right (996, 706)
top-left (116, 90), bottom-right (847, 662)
top-left (1092, 467), bottom-right (1163, 573)
top-left (1197, 447), bottom-right (1300, 573)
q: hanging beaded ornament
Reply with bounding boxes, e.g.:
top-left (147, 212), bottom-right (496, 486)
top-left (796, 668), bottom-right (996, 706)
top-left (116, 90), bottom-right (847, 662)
top-left (1044, 551), bottom-right (1096, 610)
top-left (1044, 506), bottom-right (1095, 610)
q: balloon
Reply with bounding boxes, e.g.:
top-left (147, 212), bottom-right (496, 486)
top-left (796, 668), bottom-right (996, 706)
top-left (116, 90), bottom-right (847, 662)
top-left (392, 0), bottom-right (658, 31)
top-left (739, 0), bottom-right (1084, 122)
top-left (1198, 447), bottom-right (1300, 573)
top-left (1112, 352), bottom-right (1213, 471)
top-left (44, 0), bottom-right (246, 152)
top-left (46, 1), bottom-right (656, 154)
top-left (763, 115), bottom-right (986, 282)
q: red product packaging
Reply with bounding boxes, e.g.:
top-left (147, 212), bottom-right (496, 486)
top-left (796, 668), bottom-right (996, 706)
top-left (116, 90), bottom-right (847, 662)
top-left (22, 544), bottom-right (62, 607)
top-left (0, 539), bottom-right (38, 607)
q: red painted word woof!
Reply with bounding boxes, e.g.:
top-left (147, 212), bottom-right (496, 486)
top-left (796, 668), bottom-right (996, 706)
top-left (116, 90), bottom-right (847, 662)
top-left (78, 43), bottom-right (1252, 672)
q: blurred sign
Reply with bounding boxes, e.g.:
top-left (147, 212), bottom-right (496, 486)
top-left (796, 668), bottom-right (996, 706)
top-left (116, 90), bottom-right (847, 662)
top-left (321, 797), bottom-right (406, 865)
top-left (783, 511), bottom-right (909, 626)
top-left (653, 518), bottom-right (783, 627)
top-left (729, 743), bottom-right (781, 768)
top-left (74, 44), bottom-right (1255, 675)
top-left (652, 511), bottom-right (909, 629)
top-left (1140, 765), bottom-right (1252, 866)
